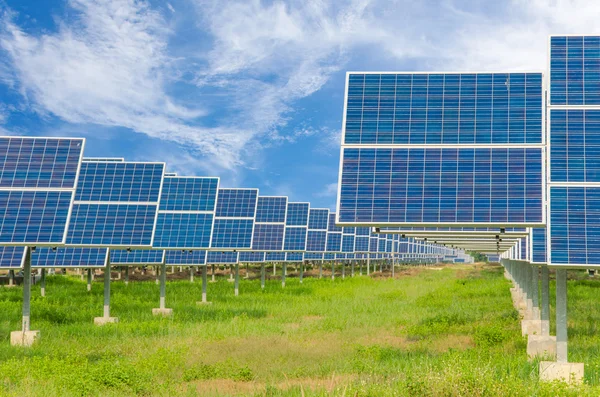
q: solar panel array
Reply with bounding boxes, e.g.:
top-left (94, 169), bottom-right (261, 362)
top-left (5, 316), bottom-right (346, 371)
top-left (67, 161), bottom-right (165, 247)
top-left (548, 35), bottom-right (600, 267)
top-left (0, 137), bottom-right (84, 245)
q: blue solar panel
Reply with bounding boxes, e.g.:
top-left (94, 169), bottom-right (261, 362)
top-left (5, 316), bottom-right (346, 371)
top-left (283, 227), bottom-right (307, 251)
top-left (355, 236), bottom-right (369, 252)
top-left (343, 227), bottom-right (355, 234)
top-left (531, 229), bottom-right (547, 264)
top-left (215, 189), bottom-right (258, 218)
top-left (286, 203), bottom-right (309, 226)
top-left (159, 177), bottom-right (218, 211)
top-left (0, 137), bottom-right (84, 245)
top-left (550, 109), bottom-right (600, 183)
top-left (369, 237), bottom-right (378, 252)
top-left (338, 147), bottom-right (543, 224)
top-left (83, 158), bottom-right (124, 162)
top-left (0, 191), bottom-right (73, 244)
top-left (341, 235), bottom-right (355, 253)
top-left (308, 209), bottom-right (329, 230)
top-left (252, 223), bottom-right (285, 250)
top-left (355, 227), bottom-right (370, 236)
top-left (328, 213), bottom-right (342, 232)
top-left (32, 247), bottom-right (108, 267)
top-left (0, 137), bottom-right (83, 188)
top-left (550, 36), bottom-right (600, 106)
top-left (67, 204), bottom-right (157, 246)
top-left (549, 187), bottom-right (600, 265)
top-left (345, 73), bottom-right (543, 145)
top-left (239, 251), bottom-right (265, 262)
top-left (305, 252), bottom-right (323, 260)
top-left (207, 251), bottom-right (238, 264)
top-left (378, 238), bottom-right (387, 253)
top-left (306, 230), bottom-right (327, 252)
top-left (335, 253), bottom-right (346, 259)
top-left (265, 251), bottom-right (285, 261)
top-left (255, 197), bottom-right (287, 223)
top-left (520, 237), bottom-right (528, 261)
top-left (211, 219), bottom-right (253, 249)
top-left (75, 162), bottom-right (163, 202)
top-left (326, 233), bottom-right (342, 252)
top-left (0, 246), bottom-right (26, 268)
top-left (165, 250), bottom-right (207, 265)
top-left (110, 249), bottom-right (165, 265)
top-left (154, 213), bottom-right (213, 249)
top-left (286, 252), bottom-right (303, 262)
top-left (324, 253), bottom-right (335, 260)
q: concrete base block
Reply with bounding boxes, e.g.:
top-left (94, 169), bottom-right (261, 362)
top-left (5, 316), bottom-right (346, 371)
top-left (10, 330), bottom-right (40, 346)
top-left (4, 284), bottom-right (17, 288)
top-left (152, 308), bottom-right (173, 316)
top-left (94, 317), bottom-right (118, 325)
top-left (521, 319), bottom-right (542, 336)
top-left (527, 335), bottom-right (556, 359)
top-left (227, 278), bottom-right (234, 283)
top-left (539, 361), bottom-right (584, 384)
top-left (196, 301), bottom-right (213, 305)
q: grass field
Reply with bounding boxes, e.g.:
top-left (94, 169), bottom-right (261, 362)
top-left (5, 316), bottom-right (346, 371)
top-left (1, 263), bottom-right (600, 396)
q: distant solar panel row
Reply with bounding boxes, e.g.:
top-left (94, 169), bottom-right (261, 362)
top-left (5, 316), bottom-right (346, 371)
top-left (33, 247), bottom-right (108, 267)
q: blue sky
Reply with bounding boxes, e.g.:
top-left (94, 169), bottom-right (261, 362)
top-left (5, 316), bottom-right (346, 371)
top-left (0, 0), bottom-right (598, 210)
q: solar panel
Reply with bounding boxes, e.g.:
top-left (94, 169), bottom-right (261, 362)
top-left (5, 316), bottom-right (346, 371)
top-left (355, 236), bottom-right (370, 252)
top-left (265, 252), bottom-right (285, 261)
top-left (341, 234), bottom-right (355, 253)
top-left (328, 213), bottom-right (342, 232)
top-left (550, 36), bottom-right (600, 106)
top-left (286, 252), bottom-right (303, 262)
top-left (252, 224), bottom-right (285, 250)
top-left (32, 248), bottom-right (108, 268)
top-left (530, 228), bottom-right (547, 264)
top-left (207, 251), bottom-right (239, 264)
top-left (326, 232), bottom-right (342, 252)
top-left (306, 230), bottom-right (327, 252)
top-left (255, 196), bottom-right (287, 223)
top-left (286, 203), bottom-right (309, 226)
top-left (110, 250), bottom-right (165, 265)
top-left (239, 251), bottom-right (266, 262)
top-left (252, 196), bottom-right (287, 251)
top-left (0, 247), bottom-right (26, 269)
top-left (305, 252), bottom-right (323, 260)
top-left (83, 157), bottom-right (124, 162)
top-left (283, 227), bottom-right (307, 251)
top-left (548, 35), bottom-right (600, 267)
top-left (0, 137), bottom-right (84, 245)
top-left (165, 250), bottom-right (207, 266)
top-left (153, 176), bottom-right (219, 249)
top-left (338, 147), bottom-right (543, 225)
top-left (67, 161), bottom-right (164, 247)
top-left (211, 189), bottom-right (258, 250)
top-left (338, 72), bottom-right (545, 227)
top-left (324, 253), bottom-right (335, 260)
top-left (308, 208), bottom-right (329, 230)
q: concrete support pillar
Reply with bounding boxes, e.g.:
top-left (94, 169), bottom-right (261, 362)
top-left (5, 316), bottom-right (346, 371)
top-left (331, 261), bottom-right (335, 281)
top-left (234, 263), bottom-right (240, 296)
top-left (87, 268), bottom-right (92, 292)
top-left (299, 262), bottom-right (304, 284)
top-left (541, 266), bottom-right (550, 335)
top-left (190, 267), bottom-right (194, 283)
top-left (94, 251), bottom-right (118, 325)
top-left (40, 268), bottom-right (46, 297)
top-left (319, 263), bottom-right (323, 279)
top-left (197, 265), bottom-right (211, 305)
top-left (273, 263), bottom-right (276, 276)
top-left (245, 263), bottom-right (249, 279)
top-left (260, 264), bottom-right (266, 289)
top-left (282, 263), bottom-right (287, 288)
top-left (540, 269), bottom-right (583, 384)
top-left (11, 248), bottom-right (39, 346)
top-left (8, 269), bottom-right (14, 287)
top-left (367, 257), bottom-right (370, 275)
top-left (152, 261), bottom-right (173, 316)
top-left (351, 262), bottom-right (355, 277)
top-left (211, 264), bottom-right (216, 282)
top-left (125, 267), bottom-right (129, 286)
top-left (341, 261), bottom-right (345, 279)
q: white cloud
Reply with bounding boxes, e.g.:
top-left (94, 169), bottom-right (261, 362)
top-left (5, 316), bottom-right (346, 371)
top-left (315, 182), bottom-right (338, 198)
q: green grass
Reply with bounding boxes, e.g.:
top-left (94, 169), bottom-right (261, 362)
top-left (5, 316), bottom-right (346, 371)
top-left (0, 264), bottom-right (599, 396)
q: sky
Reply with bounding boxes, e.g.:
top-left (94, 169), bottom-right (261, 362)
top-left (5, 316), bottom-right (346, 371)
top-left (0, 0), bottom-right (599, 210)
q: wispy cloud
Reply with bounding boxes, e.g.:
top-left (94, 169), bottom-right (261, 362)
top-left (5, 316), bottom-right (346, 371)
top-left (315, 182), bottom-right (338, 198)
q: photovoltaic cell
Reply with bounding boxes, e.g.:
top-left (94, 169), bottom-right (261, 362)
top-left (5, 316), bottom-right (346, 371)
top-left (355, 227), bottom-right (370, 236)
top-left (341, 234), bottom-right (355, 253)
top-left (153, 213), bottom-right (213, 249)
top-left (207, 251), bottom-right (238, 264)
top-left (355, 236), bottom-right (369, 252)
top-left (211, 219), bottom-right (254, 249)
top-left (306, 230), bottom-right (327, 252)
top-left (165, 250), bottom-right (207, 265)
top-left (283, 227), bottom-right (307, 251)
top-left (252, 223), bottom-right (285, 250)
top-left (159, 177), bottom-right (218, 212)
top-left (344, 73), bottom-right (543, 145)
top-left (308, 209), bottom-right (329, 230)
top-left (550, 36), bottom-right (600, 106)
top-left (339, 148), bottom-right (543, 224)
top-left (328, 213), bottom-right (342, 232)
top-left (110, 249), bottom-right (165, 265)
top-left (0, 246), bottom-right (26, 268)
top-left (239, 252), bottom-right (265, 262)
top-left (550, 109), bottom-right (600, 183)
top-left (286, 203), bottom-right (309, 226)
top-left (215, 189), bottom-right (258, 218)
top-left (255, 197), bottom-right (287, 223)
top-left (326, 233), bottom-right (342, 252)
